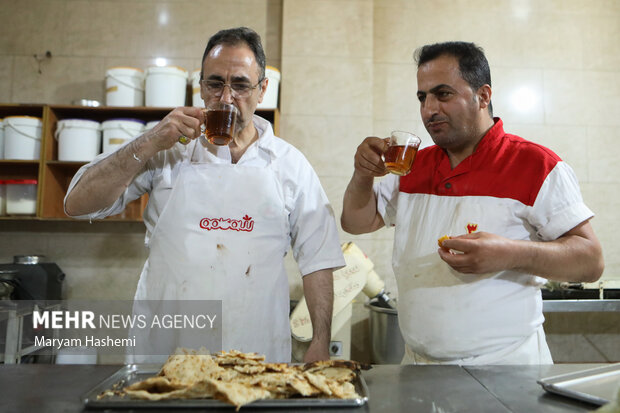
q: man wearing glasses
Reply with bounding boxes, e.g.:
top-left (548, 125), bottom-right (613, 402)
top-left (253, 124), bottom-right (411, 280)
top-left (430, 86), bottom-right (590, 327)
top-left (64, 27), bottom-right (344, 363)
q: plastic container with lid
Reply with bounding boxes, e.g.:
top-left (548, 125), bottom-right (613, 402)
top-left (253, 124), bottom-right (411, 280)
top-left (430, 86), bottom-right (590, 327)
top-left (101, 118), bottom-right (145, 154)
top-left (105, 67), bottom-right (145, 107)
top-left (0, 118), bottom-right (5, 159)
top-left (55, 119), bottom-right (101, 161)
top-left (143, 120), bottom-right (161, 132)
top-left (191, 69), bottom-right (205, 108)
top-left (5, 179), bottom-right (38, 216)
top-left (257, 66), bottom-right (281, 109)
top-left (3, 116), bottom-right (43, 160)
top-left (145, 66), bottom-right (188, 107)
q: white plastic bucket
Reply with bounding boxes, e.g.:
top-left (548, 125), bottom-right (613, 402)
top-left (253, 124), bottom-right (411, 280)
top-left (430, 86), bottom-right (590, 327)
top-left (101, 119), bottom-right (145, 154)
top-left (145, 66), bottom-right (188, 107)
top-left (3, 116), bottom-right (43, 160)
top-left (257, 66), bottom-right (281, 109)
top-left (0, 118), bottom-right (4, 159)
top-left (144, 120), bottom-right (160, 131)
top-left (105, 67), bottom-right (144, 107)
top-left (55, 119), bottom-right (101, 162)
top-left (191, 69), bottom-right (204, 108)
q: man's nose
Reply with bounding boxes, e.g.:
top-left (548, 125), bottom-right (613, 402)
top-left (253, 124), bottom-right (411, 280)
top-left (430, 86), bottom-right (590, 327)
top-left (219, 84), bottom-right (234, 104)
top-left (421, 95), bottom-right (439, 118)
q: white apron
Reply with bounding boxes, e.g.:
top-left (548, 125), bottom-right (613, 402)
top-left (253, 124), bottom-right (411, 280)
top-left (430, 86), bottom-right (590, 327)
top-left (393, 196), bottom-right (553, 365)
top-left (131, 145), bottom-right (291, 362)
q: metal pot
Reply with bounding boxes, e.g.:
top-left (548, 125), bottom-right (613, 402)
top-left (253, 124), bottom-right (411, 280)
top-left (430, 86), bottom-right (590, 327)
top-left (365, 299), bottom-right (405, 364)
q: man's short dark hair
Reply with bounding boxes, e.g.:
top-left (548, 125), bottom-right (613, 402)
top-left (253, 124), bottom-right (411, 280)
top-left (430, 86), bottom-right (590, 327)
top-left (414, 41), bottom-right (493, 116)
top-left (201, 27), bottom-right (266, 81)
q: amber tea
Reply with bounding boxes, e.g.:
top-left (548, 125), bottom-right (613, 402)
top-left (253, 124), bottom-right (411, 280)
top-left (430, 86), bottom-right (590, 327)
top-left (206, 105), bottom-right (237, 145)
top-left (384, 145), bottom-right (418, 176)
top-left (384, 131), bottom-right (421, 176)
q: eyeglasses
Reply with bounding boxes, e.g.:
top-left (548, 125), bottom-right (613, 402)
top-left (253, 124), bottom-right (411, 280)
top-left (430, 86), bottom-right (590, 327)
top-left (200, 78), bottom-right (264, 99)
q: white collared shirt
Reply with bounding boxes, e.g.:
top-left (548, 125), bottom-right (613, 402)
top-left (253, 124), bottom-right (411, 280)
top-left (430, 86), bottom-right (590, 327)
top-left (65, 115), bottom-right (345, 275)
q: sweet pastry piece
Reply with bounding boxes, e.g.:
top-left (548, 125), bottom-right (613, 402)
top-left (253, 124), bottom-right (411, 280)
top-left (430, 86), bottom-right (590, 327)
top-left (437, 235), bottom-right (451, 250)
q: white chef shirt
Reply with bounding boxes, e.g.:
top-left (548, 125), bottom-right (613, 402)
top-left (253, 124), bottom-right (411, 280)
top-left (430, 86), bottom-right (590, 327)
top-left (65, 115), bottom-right (345, 276)
top-left (375, 118), bottom-right (594, 361)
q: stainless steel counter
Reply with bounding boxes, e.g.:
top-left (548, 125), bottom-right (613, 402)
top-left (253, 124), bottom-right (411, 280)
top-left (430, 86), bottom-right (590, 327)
top-left (0, 363), bottom-right (612, 412)
top-left (543, 299), bottom-right (620, 312)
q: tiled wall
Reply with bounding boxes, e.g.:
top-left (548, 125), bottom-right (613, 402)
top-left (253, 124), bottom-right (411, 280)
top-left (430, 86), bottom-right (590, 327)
top-left (0, 0), bottom-right (282, 301)
top-left (1, 0), bottom-right (619, 363)
top-left (280, 0), bottom-right (620, 363)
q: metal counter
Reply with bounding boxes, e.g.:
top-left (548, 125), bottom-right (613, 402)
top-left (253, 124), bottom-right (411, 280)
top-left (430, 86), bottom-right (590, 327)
top-left (0, 363), bottom-right (612, 412)
top-left (543, 299), bottom-right (620, 312)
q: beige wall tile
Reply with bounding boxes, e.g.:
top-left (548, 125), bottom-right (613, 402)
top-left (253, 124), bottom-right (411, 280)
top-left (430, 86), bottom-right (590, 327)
top-left (282, 0), bottom-right (372, 58)
top-left (62, 1), bottom-right (269, 59)
top-left (583, 14), bottom-right (620, 70)
top-left (372, 5), bottom-right (416, 64)
top-left (543, 70), bottom-right (587, 125)
top-left (0, 0), bottom-right (65, 55)
top-left (279, 114), bottom-right (372, 178)
top-left (265, 0), bottom-right (283, 62)
top-left (12, 56), bottom-right (105, 104)
top-left (583, 71), bottom-right (620, 127)
top-left (587, 126), bottom-right (620, 183)
top-left (0, 57), bottom-right (12, 103)
top-left (62, 265), bottom-right (141, 300)
top-left (280, 56), bottom-right (372, 116)
top-left (492, 68), bottom-right (545, 125)
top-left (580, 182), bottom-right (620, 282)
top-left (373, 62), bottom-right (417, 121)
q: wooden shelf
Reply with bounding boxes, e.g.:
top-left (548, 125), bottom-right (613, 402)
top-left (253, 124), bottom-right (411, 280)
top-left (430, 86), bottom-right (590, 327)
top-left (0, 104), bottom-right (279, 222)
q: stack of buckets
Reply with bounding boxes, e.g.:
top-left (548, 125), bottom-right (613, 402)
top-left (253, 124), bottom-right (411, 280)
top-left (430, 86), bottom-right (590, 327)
top-left (104, 65), bottom-right (280, 109)
top-left (105, 66), bottom-right (188, 107)
top-left (55, 118), bottom-right (147, 160)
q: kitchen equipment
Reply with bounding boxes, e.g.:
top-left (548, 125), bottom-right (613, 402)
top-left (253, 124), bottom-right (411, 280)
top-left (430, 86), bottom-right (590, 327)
top-left (55, 119), bottom-right (101, 162)
top-left (145, 66), bottom-right (188, 107)
top-left (365, 299), bottom-right (406, 364)
top-left (82, 364), bottom-right (369, 409)
top-left (71, 99), bottom-right (101, 107)
top-left (0, 255), bottom-right (65, 301)
top-left (290, 242), bottom-right (395, 361)
top-left (537, 363), bottom-right (620, 406)
top-left (105, 67), bottom-right (144, 107)
top-left (0, 270), bottom-right (19, 300)
top-left (3, 116), bottom-right (43, 160)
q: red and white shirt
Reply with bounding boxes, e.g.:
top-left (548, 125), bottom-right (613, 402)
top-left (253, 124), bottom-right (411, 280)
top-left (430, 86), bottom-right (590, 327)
top-left (376, 118), bottom-right (593, 361)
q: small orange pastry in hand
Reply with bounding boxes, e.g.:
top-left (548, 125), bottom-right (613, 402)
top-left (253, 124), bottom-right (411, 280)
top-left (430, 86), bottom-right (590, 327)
top-left (437, 235), bottom-right (451, 251)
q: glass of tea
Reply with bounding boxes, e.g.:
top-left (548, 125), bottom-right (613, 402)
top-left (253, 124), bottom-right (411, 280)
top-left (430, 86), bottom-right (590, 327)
top-left (383, 131), bottom-right (421, 176)
top-left (204, 102), bottom-right (238, 145)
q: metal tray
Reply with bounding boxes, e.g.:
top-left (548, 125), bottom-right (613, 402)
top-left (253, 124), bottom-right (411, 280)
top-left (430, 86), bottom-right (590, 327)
top-left (537, 363), bottom-right (620, 406)
top-left (83, 364), bottom-right (369, 409)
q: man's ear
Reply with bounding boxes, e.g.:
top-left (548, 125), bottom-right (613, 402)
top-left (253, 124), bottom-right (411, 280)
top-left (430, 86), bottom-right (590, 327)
top-left (257, 77), bottom-right (269, 104)
top-left (477, 84), bottom-right (492, 110)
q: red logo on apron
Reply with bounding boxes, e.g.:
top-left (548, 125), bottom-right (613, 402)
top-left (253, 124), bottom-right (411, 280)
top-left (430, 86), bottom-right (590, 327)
top-left (199, 215), bottom-right (255, 232)
top-left (466, 222), bottom-right (478, 234)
